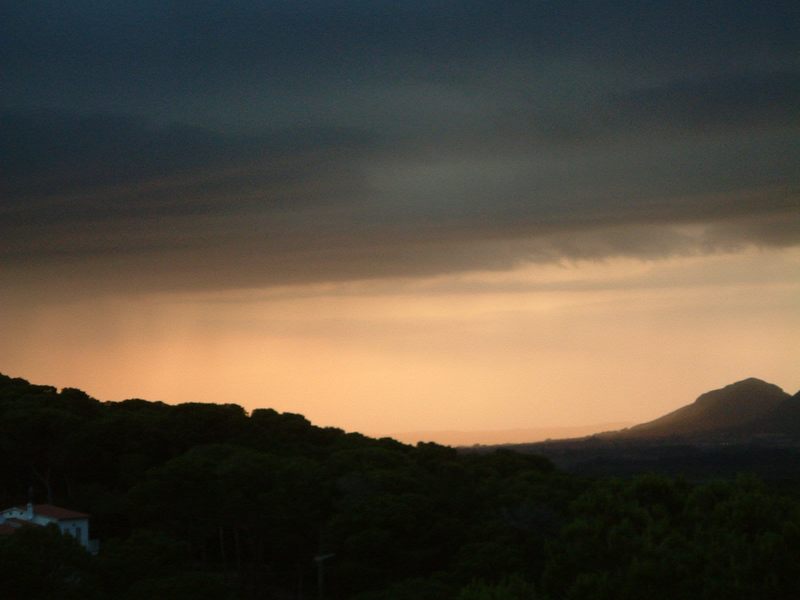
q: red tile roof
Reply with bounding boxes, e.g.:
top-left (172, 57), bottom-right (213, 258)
top-left (32, 504), bottom-right (89, 520)
top-left (2, 503), bottom-right (90, 521)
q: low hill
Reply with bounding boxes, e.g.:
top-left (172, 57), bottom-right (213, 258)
top-left (752, 390), bottom-right (800, 436)
top-left (502, 378), bottom-right (800, 480)
top-left (609, 378), bottom-right (793, 440)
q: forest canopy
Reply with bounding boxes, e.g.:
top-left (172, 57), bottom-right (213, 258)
top-left (1, 373), bottom-right (798, 599)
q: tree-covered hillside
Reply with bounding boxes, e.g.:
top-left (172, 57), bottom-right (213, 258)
top-left (1, 373), bottom-right (799, 599)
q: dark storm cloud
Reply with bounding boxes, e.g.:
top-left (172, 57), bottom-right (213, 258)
top-left (3, 2), bottom-right (796, 79)
top-left (1, 110), bottom-right (378, 209)
top-left (608, 71), bottom-right (800, 134)
top-left (1, 1), bottom-right (799, 295)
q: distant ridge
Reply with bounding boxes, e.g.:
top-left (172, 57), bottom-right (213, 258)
top-left (395, 379), bottom-right (800, 448)
top-left (502, 378), bottom-right (800, 479)
top-left (603, 378), bottom-right (797, 440)
top-left (390, 423), bottom-right (633, 446)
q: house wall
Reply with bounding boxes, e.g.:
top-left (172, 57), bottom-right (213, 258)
top-left (0, 508), bottom-right (91, 550)
top-left (57, 519), bottom-right (90, 548)
top-left (0, 508), bottom-right (26, 521)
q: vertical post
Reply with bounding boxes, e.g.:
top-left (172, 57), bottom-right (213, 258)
top-left (218, 525), bottom-right (227, 569)
top-left (314, 554), bottom-right (334, 600)
top-left (297, 563), bottom-right (304, 600)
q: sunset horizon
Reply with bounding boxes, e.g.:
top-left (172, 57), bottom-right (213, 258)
top-left (2, 0), bottom-right (798, 443)
top-left (3, 3), bottom-right (800, 596)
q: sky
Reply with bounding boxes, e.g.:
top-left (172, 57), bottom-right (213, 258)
top-left (1, 1), bottom-right (798, 441)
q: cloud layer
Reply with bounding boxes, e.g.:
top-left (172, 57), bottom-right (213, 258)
top-left (2, 1), bottom-right (798, 295)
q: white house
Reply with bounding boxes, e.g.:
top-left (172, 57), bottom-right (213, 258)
top-left (0, 503), bottom-right (96, 552)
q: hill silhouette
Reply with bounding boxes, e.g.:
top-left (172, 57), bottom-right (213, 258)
top-left (503, 379), bottom-right (800, 480)
top-left (752, 388), bottom-right (800, 436)
top-left (607, 378), bottom-right (796, 440)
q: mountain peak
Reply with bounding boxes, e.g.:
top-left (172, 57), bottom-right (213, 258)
top-left (620, 378), bottom-right (790, 438)
top-left (695, 378), bottom-right (785, 406)
top-left (725, 377), bottom-right (781, 389)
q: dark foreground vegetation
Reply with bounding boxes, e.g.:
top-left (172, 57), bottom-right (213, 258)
top-left (1, 373), bottom-right (799, 599)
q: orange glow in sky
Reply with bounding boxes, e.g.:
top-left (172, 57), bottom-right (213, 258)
top-left (3, 248), bottom-right (798, 441)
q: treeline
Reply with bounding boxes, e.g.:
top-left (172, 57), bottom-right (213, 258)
top-left (1, 373), bottom-right (799, 599)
